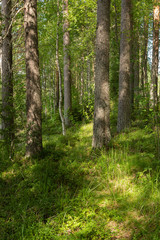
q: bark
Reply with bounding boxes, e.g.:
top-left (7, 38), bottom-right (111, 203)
top-left (24, 0), bottom-right (42, 157)
top-left (141, 19), bottom-right (148, 95)
top-left (117, 0), bottom-right (131, 132)
top-left (80, 58), bottom-right (84, 105)
top-left (57, 0), bottom-right (66, 136)
top-left (150, 1), bottom-right (159, 110)
top-left (63, 0), bottom-right (71, 127)
top-left (1, 0), bottom-right (14, 145)
top-left (130, 8), bottom-right (134, 109)
top-left (114, 0), bottom-right (119, 47)
top-left (0, 26), bottom-right (2, 140)
top-left (55, 64), bottom-right (59, 110)
top-left (0, 36), bottom-right (1, 68)
top-left (133, 34), bottom-right (139, 108)
top-left (92, 0), bottom-right (111, 148)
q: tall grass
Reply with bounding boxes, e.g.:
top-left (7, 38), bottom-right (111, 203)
top-left (0, 120), bottom-right (160, 239)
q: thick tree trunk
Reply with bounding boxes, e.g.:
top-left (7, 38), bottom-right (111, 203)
top-left (24, 0), bottom-right (42, 157)
top-left (63, 0), bottom-right (71, 127)
top-left (1, 0), bottom-right (14, 145)
top-left (117, 0), bottom-right (131, 132)
top-left (92, 0), bottom-right (111, 149)
top-left (150, 1), bottom-right (159, 110)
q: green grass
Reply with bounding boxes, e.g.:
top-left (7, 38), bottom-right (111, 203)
top-left (1, 119), bottom-right (160, 239)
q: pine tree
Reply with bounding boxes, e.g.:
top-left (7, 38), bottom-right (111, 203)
top-left (92, 0), bottom-right (111, 148)
top-left (24, 0), bottom-right (42, 157)
top-left (117, 0), bottom-right (131, 132)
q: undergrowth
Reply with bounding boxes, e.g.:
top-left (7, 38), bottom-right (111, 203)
top-left (1, 119), bottom-right (160, 239)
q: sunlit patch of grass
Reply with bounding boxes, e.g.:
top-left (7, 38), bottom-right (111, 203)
top-left (1, 121), bottom-right (160, 239)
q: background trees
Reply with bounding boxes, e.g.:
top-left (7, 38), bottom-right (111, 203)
top-left (0, 0), bottom-right (159, 151)
top-left (1, 0), bottom-right (160, 239)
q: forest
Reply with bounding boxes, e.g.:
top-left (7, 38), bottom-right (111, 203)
top-left (1, 0), bottom-right (160, 239)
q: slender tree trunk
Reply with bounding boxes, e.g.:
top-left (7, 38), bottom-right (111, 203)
top-left (63, 0), bottom-right (71, 127)
top-left (150, 1), bottom-right (159, 110)
top-left (1, 0), bottom-right (14, 146)
top-left (55, 64), bottom-right (59, 110)
top-left (92, 0), bottom-right (111, 149)
top-left (0, 37), bottom-right (2, 78)
top-left (117, 0), bottom-right (131, 132)
top-left (141, 19), bottom-right (148, 95)
top-left (80, 59), bottom-right (84, 105)
top-left (24, 0), bottom-right (42, 157)
top-left (56, 0), bottom-right (65, 135)
top-left (87, 58), bottom-right (91, 100)
top-left (134, 34), bottom-right (139, 108)
top-left (130, 8), bottom-right (134, 109)
top-left (114, 0), bottom-right (119, 47)
top-left (0, 35), bottom-right (2, 139)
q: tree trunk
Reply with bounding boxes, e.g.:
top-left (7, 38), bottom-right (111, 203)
top-left (63, 0), bottom-right (71, 127)
top-left (130, 8), bottom-right (134, 109)
top-left (141, 19), bottom-right (148, 95)
top-left (92, 0), bottom-right (111, 149)
top-left (150, 1), bottom-right (159, 110)
top-left (0, 35), bottom-right (2, 140)
top-left (1, 0), bottom-right (14, 146)
top-left (133, 34), bottom-right (139, 108)
top-left (24, 0), bottom-right (42, 157)
top-left (55, 64), bottom-right (59, 111)
top-left (117, 0), bottom-right (131, 132)
top-left (57, 0), bottom-right (66, 136)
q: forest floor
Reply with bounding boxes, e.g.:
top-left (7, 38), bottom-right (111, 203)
top-left (1, 116), bottom-right (160, 239)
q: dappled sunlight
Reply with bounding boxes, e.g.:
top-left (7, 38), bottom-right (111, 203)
top-left (1, 121), bottom-right (160, 239)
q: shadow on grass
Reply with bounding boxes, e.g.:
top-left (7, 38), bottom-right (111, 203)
top-left (1, 123), bottom-right (160, 239)
top-left (0, 130), bottom-right (96, 239)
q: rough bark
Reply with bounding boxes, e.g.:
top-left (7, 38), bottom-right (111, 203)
top-left (63, 0), bottom-right (71, 127)
top-left (117, 0), bottom-right (131, 132)
top-left (92, 0), bottom-right (111, 149)
top-left (24, 0), bottom-right (42, 157)
top-left (150, 1), bottom-right (159, 109)
top-left (1, 0), bottom-right (14, 145)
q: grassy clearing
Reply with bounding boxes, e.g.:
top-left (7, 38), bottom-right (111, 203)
top-left (1, 120), bottom-right (160, 239)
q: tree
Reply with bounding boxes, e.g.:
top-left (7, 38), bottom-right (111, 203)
top-left (92, 0), bottom-right (111, 148)
top-left (150, 0), bottom-right (159, 110)
top-left (56, 0), bottom-right (66, 135)
top-left (117, 0), bottom-right (131, 132)
top-left (1, 0), bottom-right (14, 147)
top-left (130, 1), bottom-right (140, 110)
top-left (141, 17), bottom-right (149, 97)
top-left (24, 0), bottom-right (42, 157)
top-left (63, 0), bottom-right (71, 127)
